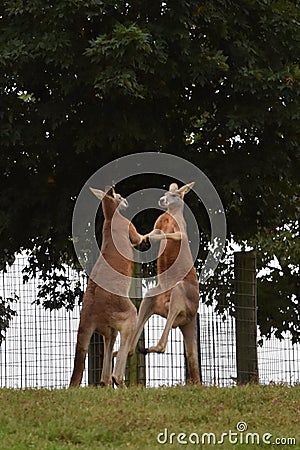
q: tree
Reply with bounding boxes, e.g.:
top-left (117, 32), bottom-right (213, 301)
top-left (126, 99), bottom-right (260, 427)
top-left (0, 295), bottom-right (17, 345)
top-left (0, 0), bottom-right (299, 338)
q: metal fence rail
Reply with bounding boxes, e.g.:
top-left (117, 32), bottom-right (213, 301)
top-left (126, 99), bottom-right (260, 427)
top-left (0, 254), bottom-right (299, 388)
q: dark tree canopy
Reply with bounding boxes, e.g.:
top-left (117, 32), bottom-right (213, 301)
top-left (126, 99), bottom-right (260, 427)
top-left (0, 1), bottom-right (299, 339)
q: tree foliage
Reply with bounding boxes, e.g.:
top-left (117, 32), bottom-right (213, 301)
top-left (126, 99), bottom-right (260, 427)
top-left (0, 294), bottom-right (18, 345)
top-left (0, 1), bottom-right (299, 338)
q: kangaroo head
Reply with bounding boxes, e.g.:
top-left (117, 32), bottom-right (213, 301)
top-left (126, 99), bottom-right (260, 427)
top-left (158, 182), bottom-right (195, 209)
top-left (90, 186), bottom-right (129, 210)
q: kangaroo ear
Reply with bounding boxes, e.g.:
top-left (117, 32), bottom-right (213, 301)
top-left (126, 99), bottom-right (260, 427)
top-left (105, 185), bottom-right (115, 196)
top-left (178, 182), bottom-right (195, 196)
top-left (169, 183), bottom-right (179, 192)
top-left (89, 187), bottom-right (106, 201)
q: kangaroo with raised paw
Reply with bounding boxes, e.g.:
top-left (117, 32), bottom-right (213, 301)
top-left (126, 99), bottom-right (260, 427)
top-left (70, 186), bottom-right (142, 388)
top-left (130, 182), bottom-right (201, 384)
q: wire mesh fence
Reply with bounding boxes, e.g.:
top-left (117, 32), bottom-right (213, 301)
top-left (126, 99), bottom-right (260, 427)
top-left (258, 332), bottom-right (300, 385)
top-left (0, 262), bottom-right (83, 389)
top-left (199, 307), bottom-right (236, 386)
top-left (0, 253), bottom-right (299, 388)
top-left (144, 315), bottom-right (185, 387)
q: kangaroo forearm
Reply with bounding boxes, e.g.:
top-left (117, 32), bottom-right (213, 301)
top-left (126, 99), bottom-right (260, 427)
top-left (129, 223), bottom-right (143, 246)
top-left (142, 230), bottom-right (184, 241)
top-left (163, 231), bottom-right (183, 241)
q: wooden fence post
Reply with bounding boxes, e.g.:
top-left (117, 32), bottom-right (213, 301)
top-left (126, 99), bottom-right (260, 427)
top-left (126, 252), bottom-right (146, 386)
top-left (88, 332), bottom-right (104, 386)
top-left (184, 312), bottom-right (202, 384)
top-left (87, 239), bottom-right (104, 385)
top-left (234, 251), bottom-right (259, 384)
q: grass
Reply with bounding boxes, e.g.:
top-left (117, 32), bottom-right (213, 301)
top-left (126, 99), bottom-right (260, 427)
top-left (0, 384), bottom-right (299, 449)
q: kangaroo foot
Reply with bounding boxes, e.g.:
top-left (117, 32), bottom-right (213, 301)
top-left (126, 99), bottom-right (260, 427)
top-left (142, 344), bottom-right (166, 354)
top-left (112, 374), bottom-right (127, 389)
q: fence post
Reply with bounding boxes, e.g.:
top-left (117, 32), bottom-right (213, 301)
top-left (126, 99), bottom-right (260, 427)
top-left (87, 234), bottom-right (104, 385)
top-left (184, 312), bottom-right (202, 384)
top-left (88, 332), bottom-right (104, 386)
top-left (126, 251), bottom-right (146, 386)
top-left (234, 251), bottom-right (259, 384)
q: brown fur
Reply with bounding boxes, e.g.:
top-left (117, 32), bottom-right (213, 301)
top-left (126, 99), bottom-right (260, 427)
top-left (70, 187), bottom-right (142, 387)
top-left (130, 183), bottom-right (201, 384)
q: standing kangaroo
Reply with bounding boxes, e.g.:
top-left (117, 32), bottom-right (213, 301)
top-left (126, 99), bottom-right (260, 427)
top-left (70, 186), bottom-right (142, 387)
top-left (130, 182), bottom-right (201, 384)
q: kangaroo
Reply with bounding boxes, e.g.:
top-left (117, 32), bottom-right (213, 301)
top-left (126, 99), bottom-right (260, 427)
top-left (130, 182), bottom-right (201, 384)
top-left (70, 186), bottom-right (142, 387)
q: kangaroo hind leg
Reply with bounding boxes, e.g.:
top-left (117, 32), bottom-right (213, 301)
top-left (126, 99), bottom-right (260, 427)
top-left (129, 293), bottom-right (156, 355)
top-left (101, 329), bottom-right (118, 387)
top-left (180, 316), bottom-right (201, 385)
top-left (144, 285), bottom-right (185, 354)
top-left (70, 323), bottom-right (94, 387)
top-left (112, 327), bottom-right (133, 388)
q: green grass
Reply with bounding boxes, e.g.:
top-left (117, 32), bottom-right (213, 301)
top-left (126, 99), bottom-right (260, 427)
top-left (0, 384), bottom-right (299, 449)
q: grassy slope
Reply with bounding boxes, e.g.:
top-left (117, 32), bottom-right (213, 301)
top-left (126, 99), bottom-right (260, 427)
top-left (0, 385), bottom-right (299, 450)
